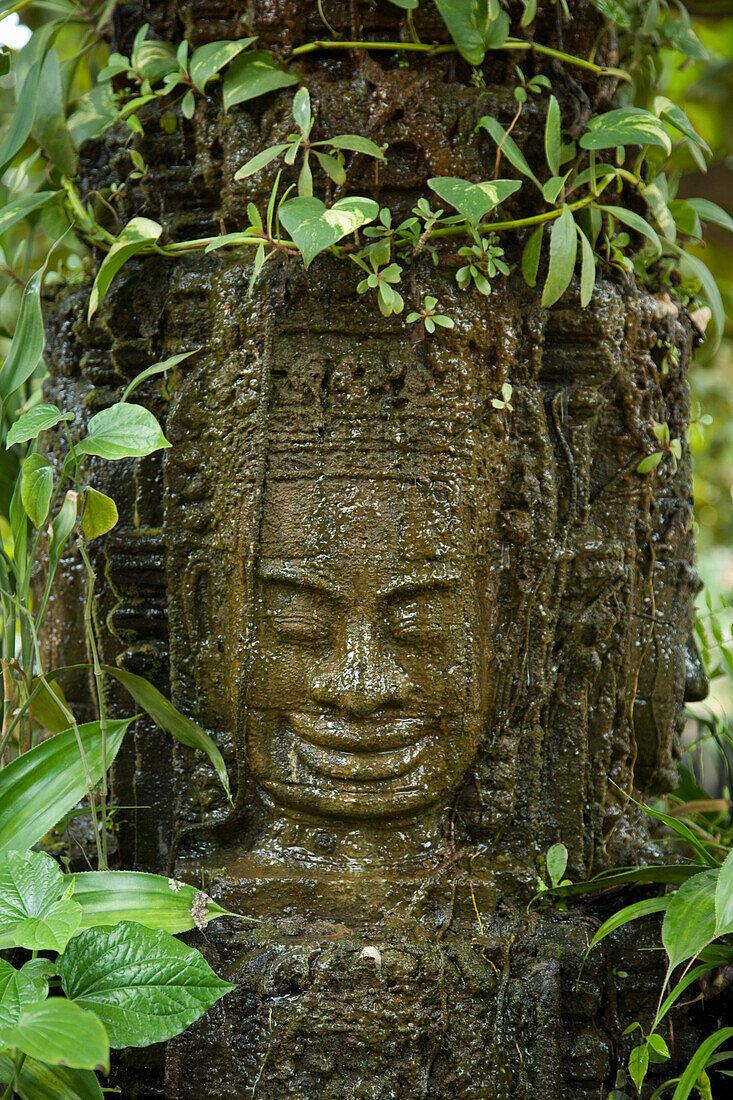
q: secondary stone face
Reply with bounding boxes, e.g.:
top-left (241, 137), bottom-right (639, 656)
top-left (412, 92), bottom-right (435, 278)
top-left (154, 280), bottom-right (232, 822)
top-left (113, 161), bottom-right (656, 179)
top-left (40, 2), bottom-right (708, 1095)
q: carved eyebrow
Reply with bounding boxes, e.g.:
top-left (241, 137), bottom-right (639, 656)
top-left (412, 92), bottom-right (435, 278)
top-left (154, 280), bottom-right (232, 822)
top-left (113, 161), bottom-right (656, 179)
top-left (257, 562), bottom-right (337, 595)
top-left (380, 567), bottom-right (460, 599)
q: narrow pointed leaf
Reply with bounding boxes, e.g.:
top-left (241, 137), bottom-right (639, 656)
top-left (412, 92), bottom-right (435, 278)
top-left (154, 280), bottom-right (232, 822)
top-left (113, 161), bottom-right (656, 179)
top-left (121, 349), bottom-right (198, 402)
top-left (578, 226), bottom-right (595, 307)
top-left (21, 453), bottom-right (53, 527)
top-left (542, 205), bottom-right (577, 307)
top-left (0, 265), bottom-right (46, 407)
top-left (0, 191), bottom-right (56, 237)
top-left (545, 95), bottom-right (561, 177)
top-left (521, 225), bottom-right (543, 287)
top-left (662, 867), bottom-right (719, 971)
top-left (0, 1052), bottom-right (104, 1100)
top-left (476, 114), bottom-right (541, 188)
top-left (671, 1029), bottom-right (733, 1100)
top-left (234, 142), bottom-right (290, 181)
top-left (70, 870), bottom-right (235, 934)
top-left (715, 848), bottom-right (733, 936)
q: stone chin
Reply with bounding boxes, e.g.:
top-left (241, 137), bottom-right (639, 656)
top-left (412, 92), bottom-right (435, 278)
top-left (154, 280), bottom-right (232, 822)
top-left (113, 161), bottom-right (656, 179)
top-left (246, 710), bottom-right (484, 820)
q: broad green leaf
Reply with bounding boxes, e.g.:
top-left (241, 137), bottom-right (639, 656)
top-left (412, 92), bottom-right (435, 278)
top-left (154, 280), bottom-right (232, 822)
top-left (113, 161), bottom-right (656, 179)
top-left (6, 999), bottom-right (109, 1072)
top-left (0, 718), bottom-right (133, 855)
top-left (476, 114), bottom-right (541, 188)
top-left (0, 957), bottom-right (49, 1034)
top-left (75, 402), bottom-right (170, 460)
top-left (31, 48), bottom-right (77, 176)
top-left (0, 59), bottom-right (41, 176)
top-left (586, 896), bottom-right (669, 957)
top-left (0, 265), bottom-right (46, 408)
top-left (278, 195), bottom-right (379, 268)
top-left (88, 217), bottom-right (162, 321)
top-left (82, 487), bottom-right (118, 539)
top-left (101, 664), bottom-right (231, 801)
top-left (662, 867), bottom-right (718, 972)
top-left (70, 870), bottom-right (234, 934)
top-left (7, 403), bottom-right (72, 447)
top-left (387, 0), bottom-right (418, 8)
top-left (671, 1029), bottom-right (733, 1100)
top-left (222, 51), bottom-right (299, 111)
top-left (0, 850), bottom-right (81, 953)
top-left (0, 191), bottom-right (56, 238)
top-left (629, 1043), bottom-right (649, 1092)
top-left (634, 797), bottom-right (720, 867)
top-left (68, 82), bottom-right (118, 147)
top-left (189, 37), bottom-right (257, 92)
top-left (578, 226), bottom-right (595, 308)
top-left (427, 177), bottom-right (521, 227)
top-left (121, 349), bottom-right (198, 401)
top-left (542, 174), bottom-right (567, 205)
top-left (521, 225), bottom-right (543, 288)
top-left (580, 108), bottom-right (672, 155)
top-left (21, 454), bottom-right (53, 528)
top-left (668, 199), bottom-right (701, 239)
top-left (599, 205), bottom-right (662, 255)
top-left (59, 921), bottom-right (235, 1047)
top-left (325, 134), bottom-right (385, 159)
top-left (0, 1053), bottom-right (103, 1100)
top-left (545, 96), bottom-right (561, 178)
top-left (637, 452), bottom-right (663, 473)
top-left (234, 142), bottom-right (290, 181)
top-left (134, 39), bottom-right (178, 84)
top-left (541, 205), bottom-right (577, 307)
top-left (715, 849), bottom-right (733, 937)
top-left (686, 197), bottom-right (733, 234)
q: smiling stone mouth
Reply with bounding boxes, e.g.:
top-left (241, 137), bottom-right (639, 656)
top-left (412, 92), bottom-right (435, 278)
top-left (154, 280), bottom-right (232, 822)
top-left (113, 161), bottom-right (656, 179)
top-left (287, 714), bottom-right (432, 782)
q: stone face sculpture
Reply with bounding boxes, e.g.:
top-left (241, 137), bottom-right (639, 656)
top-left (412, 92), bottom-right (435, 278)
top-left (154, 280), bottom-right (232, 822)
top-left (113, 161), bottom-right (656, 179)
top-left (39, 1), bottom-right (710, 1093)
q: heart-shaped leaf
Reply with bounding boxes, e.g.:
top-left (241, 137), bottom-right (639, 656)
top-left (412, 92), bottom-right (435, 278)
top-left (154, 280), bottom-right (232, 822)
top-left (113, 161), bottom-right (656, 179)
top-left (76, 402), bottom-right (170, 460)
top-left (82, 487), bottom-right (118, 539)
top-left (0, 958), bottom-right (50, 1035)
top-left (278, 196), bottom-right (379, 267)
top-left (0, 850), bottom-right (82, 953)
top-left (6, 999), bottom-right (109, 1072)
top-left (59, 922), bottom-right (235, 1047)
top-left (428, 177), bottom-right (521, 227)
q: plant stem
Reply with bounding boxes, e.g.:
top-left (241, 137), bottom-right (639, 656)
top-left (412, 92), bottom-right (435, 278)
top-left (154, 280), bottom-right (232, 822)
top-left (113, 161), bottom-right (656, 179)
top-left (78, 539), bottom-right (109, 871)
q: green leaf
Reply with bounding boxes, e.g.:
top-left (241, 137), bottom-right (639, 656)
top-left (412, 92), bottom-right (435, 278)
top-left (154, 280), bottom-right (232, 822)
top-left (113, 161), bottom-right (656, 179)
top-left (671, 1030), bottom-right (733, 1100)
top-left (59, 921), bottom-right (234, 1047)
top-left (21, 454), bottom-right (53, 528)
top-left (278, 195), bottom-right (379, 268)
top-left (0, 59), bottom-right (42, 176)
top-left (8, 403), bottom-right (72, 447)
top-left (82, 487), bottom-right (118, 539)
top-left (586, 896), bottom-right (668, 957)
top-left (101, 665), bottom-right (231, 802)
top-left (0, 718), bottom-right (133, 855)
top-left (70, 870), bottom-right (234, 934)
top-left (545, 96), bottom-right (561, 178)
top-left (189, 37), bottom-right (257, 93)
top-left (234, 142), bottom-right (290, 181)
top-left (599, 205), bottom-right (662, 256)
top-left (133, 39), bottom-right (178, 84)
top-left (31, 48), bottom-right (77, 176)
top-left (222, 51), bottom-right (299, 111)
top-left (121, 349), bottom-right (198, 402)
top-left (629, 1043), bottom-right (650, 1092)
top-left (0, 850), bottom-right (82, 954)
top-left (542, 205), bottom-right (577, 307)
top-left (715, 849), bottom-right (733, 937)
top-left (68, 82), bottom-right (119, 147)
top-left (521, 225), bottom-right (543, 288)
top-left (0, 1053), bottom-right (103, 1100)
top-left (386, 0), bottom-right (418, 7)
top-left (652, 96), bottom-right (711, 157)
top-left (435, 0), bottom-right (508, 65)
top-left (662, 867), bottom-right (719, 972)
top-left (686, 197), bottom-right (733, 234)
top-left (427, 177), bottom-right (521, 227)
top-left (0, 957), bottom-right (50, 1034)
top-left (30, 676), bottom-right (72, 735)
top-left (578, 225), bottom-right (595, 308)
top-left (667, 244), bottom-right (724, 362)
top-left (580, 108), bottom-right (672, 155)
top-left (546, 843), bottom-right (568, 887)
top-left (87, 217), bottom-right (162, 321)
top-left (6, 999), bottom-right (109, 1073)
top-left (637, 452), bottom-right (663, 473)
top-left (48, 490), bottom-right (77, 577)
top-left (75, 402), bottom-right (170, 460)
top-left (0, 191), bottom-right (56, 238)
top-left (476, 114), bottom-right (541, 188)
top-left (0, 265), bottom-right (47, 409)
top-left (325, 134), bottom-right (386, 159)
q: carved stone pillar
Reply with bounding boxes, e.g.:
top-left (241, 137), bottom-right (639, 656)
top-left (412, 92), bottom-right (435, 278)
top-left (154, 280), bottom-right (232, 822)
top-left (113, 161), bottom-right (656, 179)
top-left (42, 1), bottom-right (708, 1095)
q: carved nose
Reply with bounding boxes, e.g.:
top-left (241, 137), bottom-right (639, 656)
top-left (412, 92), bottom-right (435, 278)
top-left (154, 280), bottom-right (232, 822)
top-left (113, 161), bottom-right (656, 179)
top-left (309, 617), bottom-right (410, 718)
